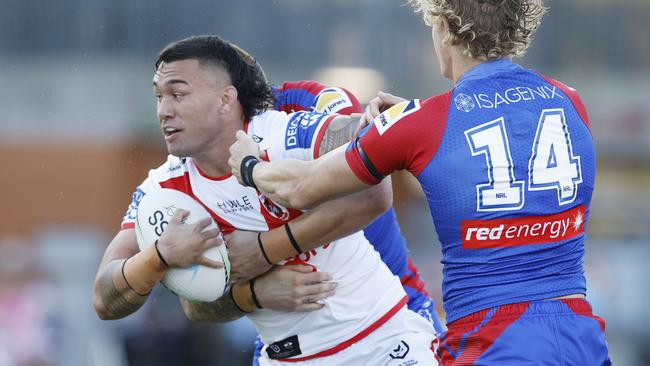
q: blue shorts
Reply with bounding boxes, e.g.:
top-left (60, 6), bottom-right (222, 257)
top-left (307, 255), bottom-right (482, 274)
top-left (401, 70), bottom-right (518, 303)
top-left (438, 298), bottom-right (611, 365)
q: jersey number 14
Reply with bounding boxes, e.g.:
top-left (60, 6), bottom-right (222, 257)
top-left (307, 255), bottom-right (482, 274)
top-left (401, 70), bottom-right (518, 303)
top-left (464, 108), bottom-right (582, 212)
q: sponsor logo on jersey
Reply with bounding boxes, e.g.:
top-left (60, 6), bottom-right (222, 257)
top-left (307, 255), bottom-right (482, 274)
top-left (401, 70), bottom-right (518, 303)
top-left (313, 87), bottom-right (353, 114)
top-left (457, 85), bottom-right (564, 112)
top-left (461, 205), bottom-right (586, 249)
top-left (266, 335), bottom-right (302, 359)
top-left (374, 100), bottom-right (421, 135)
top-left (455, 93), bottom-right (475, 112)
top-left (259, 194), bottom-right (290, 221)
top-left (215, 195), bottom-right (254, 214)
top-left (166, 163), bottom-right (182, 173)
top-left (124, 188), bottom-right (146, 221)
top-left (285, 111), bottom-right (327, 150)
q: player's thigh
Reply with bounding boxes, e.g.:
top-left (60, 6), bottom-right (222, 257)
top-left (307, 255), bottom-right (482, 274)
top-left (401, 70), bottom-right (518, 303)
top-left (363, 307), bottom-right (439, 366)
top-left (439, 299), bottom-right (610, 366)
top-left (556, 301), bottom-right (611, 366)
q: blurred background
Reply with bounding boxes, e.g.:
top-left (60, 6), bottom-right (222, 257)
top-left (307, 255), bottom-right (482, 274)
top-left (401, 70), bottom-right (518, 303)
top-left (1, 0), bottom-right (649, 365)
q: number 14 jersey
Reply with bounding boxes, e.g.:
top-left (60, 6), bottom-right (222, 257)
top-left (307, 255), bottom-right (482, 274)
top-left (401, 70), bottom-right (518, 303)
top-left (346, 59), bottom-right (595, 323)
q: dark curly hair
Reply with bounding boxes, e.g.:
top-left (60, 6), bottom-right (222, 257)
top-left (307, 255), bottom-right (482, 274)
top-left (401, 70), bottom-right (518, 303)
top-left (155, 35), bottom-right (274, 121)
top-left (410, 0), bottom-right (547, 60)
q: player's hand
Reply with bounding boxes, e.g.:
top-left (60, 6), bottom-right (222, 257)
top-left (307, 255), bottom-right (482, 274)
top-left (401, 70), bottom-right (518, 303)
top-left (224, 230), bottom-right (272, 283)
top-left (357, 91), bottom-right (407, 136)
top-left (156, 209), bottom-right (225, 269)
top-left (254, 265), bottom-right (336, 312)
top-left (228, 130), bottom-right (261, 185)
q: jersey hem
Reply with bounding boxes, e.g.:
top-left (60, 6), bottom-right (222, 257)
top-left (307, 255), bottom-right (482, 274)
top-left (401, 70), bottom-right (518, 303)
top-left (446, 287), bottom-right (586, 324)
top-left (278, 295), bottom-right (408, 362)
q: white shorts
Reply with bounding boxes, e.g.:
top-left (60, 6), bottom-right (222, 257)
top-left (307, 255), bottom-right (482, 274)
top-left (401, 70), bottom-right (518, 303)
top-left (258, 306), bottom-right (439, 366)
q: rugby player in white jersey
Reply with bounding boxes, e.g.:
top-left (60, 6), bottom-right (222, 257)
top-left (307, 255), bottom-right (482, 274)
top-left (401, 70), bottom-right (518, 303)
top-left (93, 35), bottom-right (437, 365)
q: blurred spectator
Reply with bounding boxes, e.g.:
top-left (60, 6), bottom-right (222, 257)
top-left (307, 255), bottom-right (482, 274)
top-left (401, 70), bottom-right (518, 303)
top-left (0, 236), bottom-right (57, 366)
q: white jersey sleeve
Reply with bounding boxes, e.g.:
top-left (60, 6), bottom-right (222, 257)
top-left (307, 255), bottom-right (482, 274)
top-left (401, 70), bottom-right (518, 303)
top-left (249, 110), bottom-right (336, 162)
top-left (120, 155), bottom-right (186, 230)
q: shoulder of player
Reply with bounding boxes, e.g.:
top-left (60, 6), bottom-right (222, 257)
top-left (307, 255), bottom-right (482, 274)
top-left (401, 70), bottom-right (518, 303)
top-left (535, 73), bottom-right (590, 128)
top-left (248, 110), bottom-right (289, 135)
top-left (145, 154), bottom-right (187, 182)
top-left (246, 110), bottom-right (296, 152)
top-left (420, 90), bottom-right (454, 114)
top-left (373, 91), bottom-right (453, 134)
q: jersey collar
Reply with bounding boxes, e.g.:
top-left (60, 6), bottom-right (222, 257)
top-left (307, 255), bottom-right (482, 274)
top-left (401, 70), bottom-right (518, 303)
top-left (456, 59), bottom-right (519, 87)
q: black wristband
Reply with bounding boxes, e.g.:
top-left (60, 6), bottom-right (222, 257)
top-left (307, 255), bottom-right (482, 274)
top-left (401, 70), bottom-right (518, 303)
top-left (284, 223), bottom-right (302, 254)
top-left (240, 155), bottom-right (260, 189)
top-left (229, 285), bottom-right (253, 314)
top-left (154, 240), bottom-right (169, 267)
top-left (121, 257), bottom-right (152, 297)
top-left (258, 232), bottom-right (273, 265)
top-left (250, 278), bottom-right (264, 309)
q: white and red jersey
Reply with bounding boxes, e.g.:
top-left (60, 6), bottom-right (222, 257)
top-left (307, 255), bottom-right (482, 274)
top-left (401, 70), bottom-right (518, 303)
top-left (122, 110), bottom-right (406, 361)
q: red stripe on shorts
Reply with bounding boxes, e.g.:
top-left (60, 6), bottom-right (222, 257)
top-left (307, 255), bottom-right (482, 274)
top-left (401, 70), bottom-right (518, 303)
top-left (443, 302), bottom-right (530, 366)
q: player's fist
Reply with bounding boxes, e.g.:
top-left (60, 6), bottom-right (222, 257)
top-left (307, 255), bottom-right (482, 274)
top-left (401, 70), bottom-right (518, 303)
top-left (228, 130), bottom-right (261, 185)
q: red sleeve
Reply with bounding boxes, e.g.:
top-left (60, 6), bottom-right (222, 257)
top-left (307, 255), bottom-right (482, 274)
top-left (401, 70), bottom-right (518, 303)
top-left (345, 92), bottom-right (452, 182)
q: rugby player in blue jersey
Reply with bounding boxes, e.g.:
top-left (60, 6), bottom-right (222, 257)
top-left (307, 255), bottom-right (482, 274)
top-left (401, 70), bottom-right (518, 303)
top-left (229, 1), bottom-right (611, 364)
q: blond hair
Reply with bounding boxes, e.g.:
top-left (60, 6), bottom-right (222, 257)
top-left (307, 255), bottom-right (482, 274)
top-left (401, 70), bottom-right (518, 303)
top-left (410, 0), bottom-right (546, 60)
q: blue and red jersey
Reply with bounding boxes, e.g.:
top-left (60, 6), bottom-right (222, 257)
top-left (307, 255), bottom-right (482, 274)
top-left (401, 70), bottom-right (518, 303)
top-left (274, 81), bottom-right (441, 330)
top-left (346, 60), bottom-right (595, 323)
top-left (273, 81), bottom-right (362, 116)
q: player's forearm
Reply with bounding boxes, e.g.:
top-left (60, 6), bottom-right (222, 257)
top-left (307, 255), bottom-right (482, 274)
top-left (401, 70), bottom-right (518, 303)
top-left (252, 159), bottom-right (312, 208)
top-left (93, 245), bottom-right (166, 320)
top-left (298, 178), bottom-right (392, 245)
top-left (253, 147), bottom-right (359, 210)
top-left (93, 259), bottom-right (148, 320)
top-left (180, 282), bottom-right (252, 323)
top-left (264, 178), bottom-right (393, 257)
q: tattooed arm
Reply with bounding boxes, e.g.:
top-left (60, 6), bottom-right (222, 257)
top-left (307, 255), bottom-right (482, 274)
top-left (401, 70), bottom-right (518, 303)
top-left (180, 290), bottom-right (245, 323)
top-left (94, 209), bottom-right (224, 320)
top-left (318, 114), bottom-right (363, 158)
top-left (93, 229), bottom-right (165, 320)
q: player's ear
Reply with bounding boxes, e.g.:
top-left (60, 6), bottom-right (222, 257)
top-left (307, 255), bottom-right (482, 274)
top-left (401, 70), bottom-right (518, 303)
top-left (220, 85), bottom-right (238, 114)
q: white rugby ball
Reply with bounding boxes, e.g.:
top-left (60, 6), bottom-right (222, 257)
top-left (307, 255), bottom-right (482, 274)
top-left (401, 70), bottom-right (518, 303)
top-left (135, 188), bottom-right (230, 302)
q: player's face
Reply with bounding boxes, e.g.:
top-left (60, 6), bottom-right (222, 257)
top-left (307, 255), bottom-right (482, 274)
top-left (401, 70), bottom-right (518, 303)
top-left (432, 18), bottom-right (453, 80)
top-left (153, 59), bottom-right (227, 158)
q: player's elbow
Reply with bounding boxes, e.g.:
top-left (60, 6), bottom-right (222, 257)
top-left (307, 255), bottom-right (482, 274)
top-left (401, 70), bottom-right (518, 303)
top-left (372, 181), bottom-right (393, 214)
top-left (93, 291), bottom-right (116, 320)
top-left (181, 300), bottom-right (207, 322)
top-left (181, 299), bottom-right (221, 323)
top-left (362, 179), bottom-right (393, 218)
